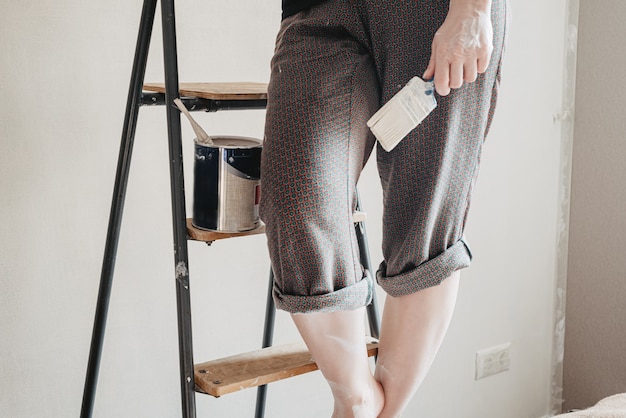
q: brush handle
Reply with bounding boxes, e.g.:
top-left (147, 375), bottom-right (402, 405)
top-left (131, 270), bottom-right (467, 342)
top-left (173, 98), bottom-right (214, 145)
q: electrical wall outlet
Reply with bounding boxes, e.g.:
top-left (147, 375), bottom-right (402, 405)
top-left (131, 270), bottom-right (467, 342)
top-left (475, 342), bottom-right (511, 380)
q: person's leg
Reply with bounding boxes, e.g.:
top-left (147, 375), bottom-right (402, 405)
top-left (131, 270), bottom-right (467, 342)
top-left (376, 272), bottom-right (460, 418)
top-left (260, 2), bottom-right (381, 416)
top-left (292, 308), bottom-right (384, 418)
top-left (363, 0), bottom-right (509, 415)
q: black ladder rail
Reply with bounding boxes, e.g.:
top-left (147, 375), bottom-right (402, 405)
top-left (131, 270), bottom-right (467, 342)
top-left (141, 92), bottom-right (267, 112)
top-left (254, 269), bottom-right (276, 418)
top-left (355, 194), bottom-right (381, 340)
top-left (160, 0), bottom-right (197, 416)
top-left (80, 1), bottom-right (157, 416)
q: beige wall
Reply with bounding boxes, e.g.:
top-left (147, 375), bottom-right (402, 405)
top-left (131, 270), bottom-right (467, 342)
top-left (563, 0), bottom-right (626, 411)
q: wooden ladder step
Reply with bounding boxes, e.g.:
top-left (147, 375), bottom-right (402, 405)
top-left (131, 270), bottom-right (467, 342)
top-left (186, 219), bottom-right (266, 242)
top-left (143, 82), bottom-right (268, 101)
top-left (186, 212), bottom-right (366, 243)
top-left (194, 338), bottom-right (379, 397)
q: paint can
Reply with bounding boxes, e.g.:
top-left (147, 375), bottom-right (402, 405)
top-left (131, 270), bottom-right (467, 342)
top-left (192, 136), bottom-right (262, 232)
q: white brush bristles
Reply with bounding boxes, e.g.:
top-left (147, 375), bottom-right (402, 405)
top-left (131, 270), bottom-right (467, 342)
top-left (367, 77), bottom-right (437, 152)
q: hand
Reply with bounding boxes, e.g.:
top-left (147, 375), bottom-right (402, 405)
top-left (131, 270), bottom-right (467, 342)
top-left (423, 3), bottom-right (494, 96)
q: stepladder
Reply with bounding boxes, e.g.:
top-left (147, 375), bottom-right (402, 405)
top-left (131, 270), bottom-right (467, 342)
top-left (80, 1), bottom-right (381, 417)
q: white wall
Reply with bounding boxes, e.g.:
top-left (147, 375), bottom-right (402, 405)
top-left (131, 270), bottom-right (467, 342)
top-left (0, 1), bottom-right (568, 417)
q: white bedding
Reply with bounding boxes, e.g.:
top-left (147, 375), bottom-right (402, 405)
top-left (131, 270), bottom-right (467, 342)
top-left (556, 394), bottom-right (626, 417)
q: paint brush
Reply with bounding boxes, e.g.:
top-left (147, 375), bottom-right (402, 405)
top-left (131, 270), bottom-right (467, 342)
top-left (367, 77), bottom-right (437, 152)
top-left (173, 98), bottom-right (214, 146)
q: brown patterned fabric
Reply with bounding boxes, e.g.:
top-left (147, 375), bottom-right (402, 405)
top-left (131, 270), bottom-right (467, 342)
top-left (261, 0), bottom-right (508, 313)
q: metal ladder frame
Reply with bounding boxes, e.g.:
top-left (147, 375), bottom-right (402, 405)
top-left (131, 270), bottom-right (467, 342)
top-left (79, 1), bottom-right (380, 417)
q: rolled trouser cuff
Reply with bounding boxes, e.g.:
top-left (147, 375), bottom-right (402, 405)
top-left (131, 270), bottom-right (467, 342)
top-left (273, 271), bottom-right (374, 314)
top-left (376, 238), bottom-right (472, 297)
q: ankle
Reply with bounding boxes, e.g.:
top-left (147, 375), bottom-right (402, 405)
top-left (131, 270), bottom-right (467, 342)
top-left (330, 378), bottom-right (384, 418)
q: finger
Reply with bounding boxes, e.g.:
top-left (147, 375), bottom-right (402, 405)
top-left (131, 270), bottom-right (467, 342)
top-left (464, 60), bottom-right (478, 83)
top-left (449, 61), bottom-right (464, 90)
top-left (434, 62), bottom-right (451, 96)
top-left (423, 57), bottom-right (435, 81)
top-left (477, 50), bottom-right (492, 73)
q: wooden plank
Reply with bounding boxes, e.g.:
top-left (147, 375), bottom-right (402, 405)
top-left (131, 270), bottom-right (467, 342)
top-left (195, 338), bottom-right (379, 397)
top-left (186, 219), bottom-right (265, 242)
top-left (186, 213), bottom-right (366, 242)
top-left (143, 82), bottom-right (268, 100)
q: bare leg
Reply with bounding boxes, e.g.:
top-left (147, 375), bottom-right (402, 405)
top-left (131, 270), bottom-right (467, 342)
top-left (291, 308), bottom-right (384, 418)
top-left (375, 271), bottom-right (461, 418)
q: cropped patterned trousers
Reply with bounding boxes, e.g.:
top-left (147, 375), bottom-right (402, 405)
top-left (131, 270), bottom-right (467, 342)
top-left (260, 0), bottom-right (508, 313)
